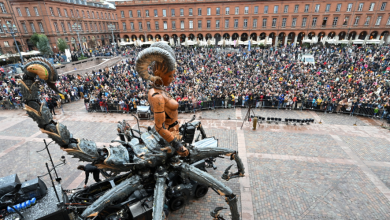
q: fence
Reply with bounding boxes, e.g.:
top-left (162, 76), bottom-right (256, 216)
top-left (85, 98), bottom-right (390, 121)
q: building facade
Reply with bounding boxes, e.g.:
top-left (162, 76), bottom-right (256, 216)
top-left (115, 0), bottom-right (390, 46)
top-left (8, 0), bottom-right (120, 53)
top-left (0, 0), bottom-right (24, 56)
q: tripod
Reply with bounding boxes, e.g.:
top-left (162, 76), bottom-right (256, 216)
top-left (241, 105), bottom-right (261, 129)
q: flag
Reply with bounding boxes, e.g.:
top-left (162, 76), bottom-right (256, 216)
top-left (248, 40), bottom-right (251, 51)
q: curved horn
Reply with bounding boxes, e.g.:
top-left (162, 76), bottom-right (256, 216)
top-left (135, 47), bottom-right (175, 82)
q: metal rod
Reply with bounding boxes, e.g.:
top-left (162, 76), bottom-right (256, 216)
top-left (46, 163), bottom-right (61, 204)
top-left (44, 139), bottom-right (59, 180)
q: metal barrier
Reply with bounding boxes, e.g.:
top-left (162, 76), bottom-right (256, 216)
top-left (85, 98), bottom-right (390, 121)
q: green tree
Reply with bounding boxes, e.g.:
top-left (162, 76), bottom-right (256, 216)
top-left (30, 33), bottom-right (40, 46)
top-left (57, 38), bottom-right (68, 52)
top-left (37, 35), bottom-right (53, 56)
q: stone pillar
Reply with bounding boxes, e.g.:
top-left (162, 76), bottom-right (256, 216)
top-left (275, 36), bottom-right (278, 47)
top-left (284, 35), bottom-right (288, 46)
top-left (294, 35), bottom-right (298, 47)
top-left (376, 34), bottom-right (380, 40)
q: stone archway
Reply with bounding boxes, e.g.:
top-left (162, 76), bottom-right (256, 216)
top-left (259, 32), bottom-right (266, 40)
top-left (147, 34), bottom-right (153, 41)
top-left (205, 33), bottom-right (212, 40)
top-left (369, 31), bottom-right (378, 40)
top-left (250, 33), bottom-right (257, 41)
top-left (278, 32), bottom-right (286, 46)
top-left (297, 32), bottom-right (305, 45)
top-left (287, 32), bottom-right (295, 45)
top-left (241, 33), bottom-right (248, 41)
top-left (338, 31), bottom-right (346, 40)
top-left (232, 33), bottom-right (239, 40)
top-left (131, 35), bottom-right (137, 41)
top-left (348, 31), bottom-right (356, 40)
top-left (223, 33), bottom-right (230, 40)
top-left (163, 34), bottom-right (169, 41)
top-left (189, 34), bottom-right (195, 41)
top-left (358, 31), bottom-right (367, 40)
top-left (197, 33), bottom-right (203, 41)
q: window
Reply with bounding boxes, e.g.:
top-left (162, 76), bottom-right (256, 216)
top-left (91, 12), bottom-right (94, 19)
top-left (189, 8), bottom-right (193, 16)
top-left (198, 20), bottom-right (202, 28)
top-left (216, 20), bottom-right (219, 28)
top-left (154, 9), bottom-right (158, 17)
top-left (0, 26), bottom-right (3, 33)
top-left (332, 17), bottom-right (338, 26)
top-left (343, 17), bottom-right (349, 25)
top-left (315, 4), bottom-right (320, 12)
top-left (122, 22), bottom-right (126, 30)
top-left (61, 22), bottom-right (66, 32)
top-left (234, 19), bottom-right (238, 28)
top-left (253, 19), bottom-right (257, 27)
top-left (163, 21), bottom-right (167, 30)
top-left (17, 8), bottom-right (22, 16)
top-left (243, 19), bottom-right (247, 28)
top-left (130, 22), bottom-right (134, 30)
top-left (294, 5), bottom-right (299, 13)
top-left (207, 20), bottom-right (211, 28)
top-left (376, 16), bottom-right (382, 25)
top-left (282, 18), bottom-right (286, 27)
top-left (354, 16), bottom-right (360, 25)
top-left (321, 5), bottom-right (329, 13)
top-left (272, 18), bottom-right (277, 27)
top-left (39, 22), bottom-right (44, 32)
top-left (284, 5), bottom-right (288, 13)
top-left (0, 3), bottom-right (7, 13)
top-left (145, 10), bottom-right (149, 17)
top-left (358, 3), bottom-right (364, 11)
top-left (235, 7), bottom-right (239, 15)
top-left (171, 9), bottom-right (175, 16)
top-left (155, 21), bottom-right (159, 30)
top-left (34, 7), bottom-right (39, 16)
top-left (223, 19), bottom-right (228, 28)
top-left (347, 3), bottom-right (353, 12)
top-left (163, 9), bottom-right (166, 17)
top-left (216, 8), bottom-right (220, 15)
top-left (292, 18), bottom-right (297, 27)
top-left (82, 11), bottom-right (85, 18)
top-left (369, 3), bottom-right (375, 11)
top-left (312, 17), bottom-right (317, 26)
top-left (262, 18), bottom-right (267, 27)
top-left (302, 17), bottom-right (307, 26)
top-left (89, 22), bottom-right (93, 31)
top-left (207, 8), bottom-right (211, 15)
top-left (387, 16), bottom-right (390, 25)
top-left (54, 22), bottom-right (59, 32)
top-left (322, 17), bottom-right (327, 26)
top-left (137, 10), bottom-right (141, 17)
top-left (365, 16), bottom-right (371, 25)
top-left (139, 22), bottom-right (142, 30)
top-left (180, 20), bottom-right (184, 29)
top-left (274, 5), bottom-right (279, 13)
top-left (49, 7), bottom-right (54, 16)
top-left (225, 7), bottom-right (230, 15)
top-left (264, 6), bottom-right (268, 14)
top-left (22, 23), bottom-right (27, 33)
top-left (64, 9), bottom-right (68, 17)
top-left (147, 21), bottom-right (150, 30)
top-left (31, 23), bottom-right (36, 33)
top-left (189, 20), bottom-right (193, 29)
top-left (120, 11), bottom-right (124, 18)
top-left (4, 42), bottom-right (9, 47)
top-left (180, 9), bottom-right (184, 16)
top-left (381, 2), bottom-right (387, 10)
top-left (304, 4), bottom-right (309, 12)
top-left (335, 4), bottom-right (341, 12)
top-left (198, 8), bottom-right (202, 16)
top-left (172, 21), bottom-right (176, 29)
top-left (87, 11), bottom-right (90, 18)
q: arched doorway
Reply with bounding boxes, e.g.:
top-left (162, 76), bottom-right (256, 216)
top-left (155, 34), bottom-right (161, 41)
top-left (232, 33), bottom-right (239, 40)
top-left (180, 34), bottom-right (186, 42)
top-left (172, 34), bottom-right (178, 45)
top-left (287, 32), bottom-right (295, 45)
top-left (131, 35), bottom-right (137, 41)
top-left (250, 33), bottom-right (257, 41)
top-left (197, 34), bottom-right (203, 41)
top-left (338, 31), bottom-right (346, 40)
top-left (205, 33), bottom-right (212, 40)
top-left (297, 32), bottom-right (305, 45)
top-left (123, 35), bottom-right (130, 42)
top-left (358, 31), bottom-right (367, 40)
top-left (147, 34), bottom-right (153, 41)
top-left (380, 31), bottom-right (389, 41)
top-left (139, 35), bottom-right (145, 42)
top-left (241, 33), bottom-right (248, 41)
top-left (163, 34), bottom-right (169, 41)
top-left (369, 31), bottom-right (378, 40)
top-left (26, 39), bottom-right (34, 51)
top-left (308, 32), bottom-right (315, 39)
top-left (318, 32), bottom-right (325, 41)
top-left (223, 33), bottom-right (230, 40)
top-left (278, 32), bottom-right (286, 46)
top-left (259, 32), bottom-right (266, 40)
top-left (348, 31), bottom-right (356, 40)
top-left (214, 33), bottom-right (221, 45)
top-left (328, 31), bottom-right (336, 38)
top-left (189, 34), bottom-right (195, 40)
top-left (269, 32), bottom-right (276, 45)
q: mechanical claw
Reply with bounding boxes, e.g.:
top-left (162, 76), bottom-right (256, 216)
top-left (210, 207), bottom-right (227, 220)
top-left (221, 164), bottom-right (244, 181)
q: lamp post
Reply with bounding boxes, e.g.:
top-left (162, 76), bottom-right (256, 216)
top-left (72, 23), bottom-right (84, 56)
top-left (107, 24), bottom-right (117, 55)
top-left (5, 22), bottom-right (23, 63)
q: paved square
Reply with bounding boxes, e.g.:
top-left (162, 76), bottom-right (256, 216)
top-left (340, 136), bottom-right (390, 162)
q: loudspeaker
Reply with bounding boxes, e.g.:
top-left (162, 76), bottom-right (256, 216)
top-left (0, 174), bottom-right (21, 198)
top-left (17, 178), bottom-right (47, 203)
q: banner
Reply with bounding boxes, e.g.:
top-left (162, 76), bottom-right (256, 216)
top-left (248, 40), bottom-right (251, 51)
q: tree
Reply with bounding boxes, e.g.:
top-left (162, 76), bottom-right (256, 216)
top-left (30, 33), bottom-right (40, 46)
top-left (37, 35), bottom-right (53, 56)
top-left (57, 38), bottom-right (68, 52)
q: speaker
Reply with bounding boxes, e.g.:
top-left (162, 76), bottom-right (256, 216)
top-left (17, 178), bottom-right (47, 203)
top-left (0, 174), bottom-right (21, 198)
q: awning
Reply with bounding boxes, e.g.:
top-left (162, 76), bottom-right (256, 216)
top-left (352, 40), bottom-right (364, 44)
top-left (365, 39), bottom-right (381, 44)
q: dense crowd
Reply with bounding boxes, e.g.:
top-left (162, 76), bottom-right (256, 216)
top-left (1, 43), bottom-right (390, 119)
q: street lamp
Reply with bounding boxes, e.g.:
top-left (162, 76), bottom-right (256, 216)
top-left (107, 24), bottom-right (117, 55)
top-left (72, 23), bottom-right (84, 56)
top-left (5, 22), bottom-right (23, 63)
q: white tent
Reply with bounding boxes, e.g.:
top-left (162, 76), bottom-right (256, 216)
top-left (119, 41), bottom-right (134, 46)
top-left (181, 40), bottom-right (197, 46)
top-left (365, 39), bottom-right (381, 44)
top-left (302, 37), bottom-right (311, 44)
top-left (141, 41), bottom-right (154, 45)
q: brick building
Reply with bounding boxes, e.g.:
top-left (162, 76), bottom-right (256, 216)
top-left (0, 0), bottom-right (24, 56)
top-left (8, 0), bottom-right (120, 53)
top-left (115, 0), bottom-right (390, 46)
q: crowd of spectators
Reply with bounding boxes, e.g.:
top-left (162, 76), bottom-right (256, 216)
top-left (1, 43), bottom-right (390, 119)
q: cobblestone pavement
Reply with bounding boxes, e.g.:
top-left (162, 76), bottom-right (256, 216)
top-left (0, 102), bottom-right (390, 219)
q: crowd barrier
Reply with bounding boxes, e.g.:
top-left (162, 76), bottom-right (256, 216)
top-left (85, 98), bottom-right (390, 121)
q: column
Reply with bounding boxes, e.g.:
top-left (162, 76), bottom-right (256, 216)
top-left (284, 35), bottom-right (288, 46)
top-left (275, 36), bottom-right (278, 47)
top-left (294, 35), bottom-right (298, 47)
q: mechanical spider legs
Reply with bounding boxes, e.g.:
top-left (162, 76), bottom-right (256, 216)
top-left (81, 175), bottom-right (142, 218)
top-left (152, 166), bottom-right (168, 220)
top-left (178, 163), bottom-right (240, 220)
